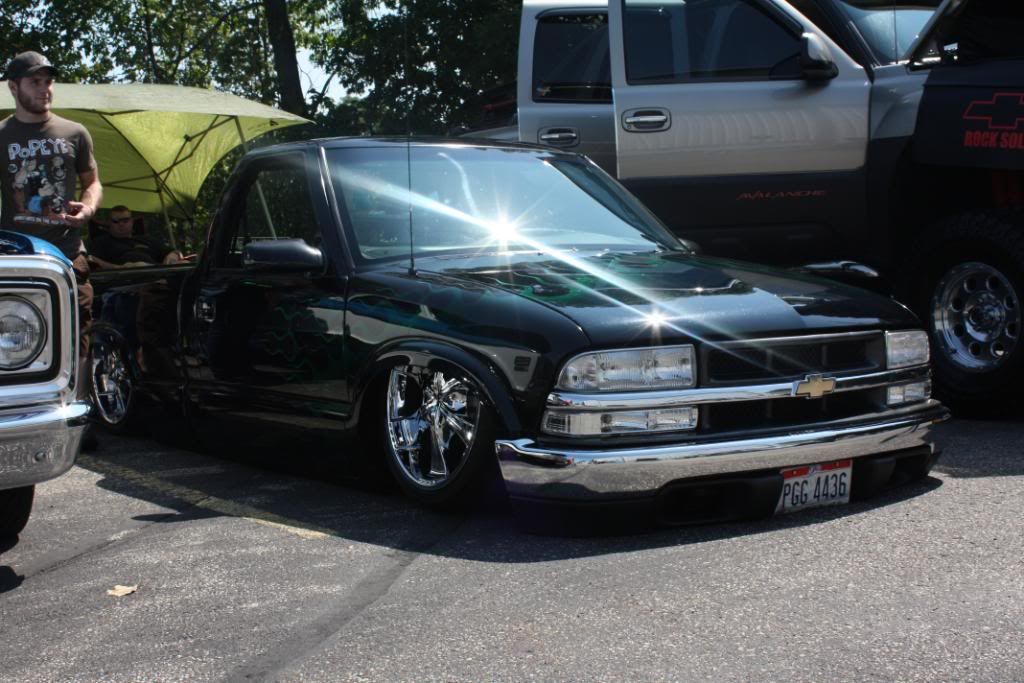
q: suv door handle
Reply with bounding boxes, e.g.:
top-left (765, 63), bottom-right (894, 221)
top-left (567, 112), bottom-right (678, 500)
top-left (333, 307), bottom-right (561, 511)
top-left (622, 109), bottom-right (671, 132)
top-left (538, 127), bottom-right (579, 146)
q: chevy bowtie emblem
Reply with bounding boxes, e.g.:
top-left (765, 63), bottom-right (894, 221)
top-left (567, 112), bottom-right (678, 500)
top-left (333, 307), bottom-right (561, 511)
top-left (793, 373), bottom-right (836, 399)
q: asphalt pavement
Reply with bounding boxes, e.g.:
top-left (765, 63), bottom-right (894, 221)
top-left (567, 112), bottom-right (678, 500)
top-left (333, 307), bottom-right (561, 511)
top-left (1, 416), bottom-right (1022, 682)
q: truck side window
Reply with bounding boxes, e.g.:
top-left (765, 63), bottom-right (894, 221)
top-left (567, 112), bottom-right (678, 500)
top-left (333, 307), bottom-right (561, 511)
top-left (532, 13), bottom-right (612, 103)
top-left (218, 158), bottom-right (319, 268)
top-left (623, 0), bottom-right (802, 83)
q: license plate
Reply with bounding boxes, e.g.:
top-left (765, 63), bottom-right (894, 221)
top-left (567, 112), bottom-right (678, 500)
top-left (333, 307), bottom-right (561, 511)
top-left (776, 459), bottom-right (852, 514)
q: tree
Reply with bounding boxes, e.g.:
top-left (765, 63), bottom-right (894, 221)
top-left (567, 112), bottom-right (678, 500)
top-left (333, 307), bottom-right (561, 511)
top-left (1, 0), bottom-right (314, 116)
top-left (316, 0), bottom-right (519, 135)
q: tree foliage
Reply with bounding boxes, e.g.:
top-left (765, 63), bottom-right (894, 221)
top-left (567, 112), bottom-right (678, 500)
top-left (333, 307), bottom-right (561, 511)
top-left (3, 0), bottom-right (519, 132)
top-left (1, 0), bottom-right (322, 114)
top-left (316, 0), bottom-right (519, 135)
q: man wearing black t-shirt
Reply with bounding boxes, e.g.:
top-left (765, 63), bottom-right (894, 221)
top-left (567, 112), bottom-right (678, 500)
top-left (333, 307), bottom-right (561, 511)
top-left (90, 205), bottom-right (182, 268)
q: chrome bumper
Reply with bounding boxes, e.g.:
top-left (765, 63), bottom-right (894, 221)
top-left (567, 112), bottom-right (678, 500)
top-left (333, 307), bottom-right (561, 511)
top-left (0, 402), bottom-right (90, 490)
top-left (495, 401), bottom-right (949, 501)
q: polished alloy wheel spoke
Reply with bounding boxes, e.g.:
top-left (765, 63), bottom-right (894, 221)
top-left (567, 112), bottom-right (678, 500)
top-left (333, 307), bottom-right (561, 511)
top-left (439, 405), bottom-right (474, 445)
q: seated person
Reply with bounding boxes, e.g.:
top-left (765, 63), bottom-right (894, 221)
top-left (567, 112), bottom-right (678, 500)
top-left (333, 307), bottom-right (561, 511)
top-left (89, 205), bottom-right (184, 268)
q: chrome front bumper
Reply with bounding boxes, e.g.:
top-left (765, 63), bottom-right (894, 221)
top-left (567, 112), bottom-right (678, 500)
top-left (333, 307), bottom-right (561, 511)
top-left (495, 401), bottom-right (949, 501)
top-left (0, 402), bottom-right (90, 490)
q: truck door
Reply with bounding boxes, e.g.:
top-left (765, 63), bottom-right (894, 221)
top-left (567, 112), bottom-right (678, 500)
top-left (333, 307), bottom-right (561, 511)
top-left (183, 151), bottom-right (351, 449)
top-left (518, 6), bottom-right (617, 175)
top-left (608, 0), bottom-right (871, 265)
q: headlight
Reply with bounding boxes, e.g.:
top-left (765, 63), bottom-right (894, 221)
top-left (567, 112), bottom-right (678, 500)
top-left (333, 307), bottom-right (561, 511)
top-left (557, 345), bottom-right (696, 392)
top-left (886, 330), bottom-right (929, 369)
top-left (0, 296), bottom-right (46, 370)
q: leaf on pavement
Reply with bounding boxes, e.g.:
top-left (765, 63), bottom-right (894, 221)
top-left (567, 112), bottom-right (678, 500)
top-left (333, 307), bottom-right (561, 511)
top-left (106, 584), bottom-right (138, 597)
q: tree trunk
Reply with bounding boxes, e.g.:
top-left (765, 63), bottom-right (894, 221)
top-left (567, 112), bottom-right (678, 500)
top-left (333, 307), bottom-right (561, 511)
top-left (262, 0), bottom-right (306, 117)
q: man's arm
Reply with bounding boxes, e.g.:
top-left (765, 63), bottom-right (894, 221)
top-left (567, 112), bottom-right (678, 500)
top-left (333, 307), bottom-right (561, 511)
top-left (62, 167), bottom-right (102, 229)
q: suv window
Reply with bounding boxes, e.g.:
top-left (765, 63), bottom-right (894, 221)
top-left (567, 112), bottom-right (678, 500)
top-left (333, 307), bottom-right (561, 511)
top-left (219, 156), bottom-right (319, 268)
top-left (834, 1), bottom-right (939, 65)
top-left (532, 13), bottom-right (612, 103)
top-left (623, 0), bottom-right (802, 83)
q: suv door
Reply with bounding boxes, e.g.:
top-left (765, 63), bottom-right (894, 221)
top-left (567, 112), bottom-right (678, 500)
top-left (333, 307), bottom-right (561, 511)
top-left (519, 6), bottom-right (617, 174)
top-left (608, 0), bottom-right (872, 265)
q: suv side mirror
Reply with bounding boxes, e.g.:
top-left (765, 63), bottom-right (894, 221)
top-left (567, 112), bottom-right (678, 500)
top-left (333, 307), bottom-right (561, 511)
top-left (243, 239), bottom-right (324, 272)
top-left (800, 33), bottom-right (838, 81)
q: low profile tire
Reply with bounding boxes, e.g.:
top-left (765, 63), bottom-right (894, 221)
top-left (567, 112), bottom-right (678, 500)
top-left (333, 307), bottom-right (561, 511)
top-left (908, 211), bottom-right (1024, 411)
top-left (382, 362), bottom-right (496, 508)
top-left (0, 486), bottom-right (35, 539)
top-left (90, 329), bottom-right (138, 433)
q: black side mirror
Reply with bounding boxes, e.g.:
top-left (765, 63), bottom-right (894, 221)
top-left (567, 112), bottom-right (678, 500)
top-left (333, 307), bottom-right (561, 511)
top-left (800, 33), bottom-right (838, 81)
top-left (243, 239), bottom-right (324, 272)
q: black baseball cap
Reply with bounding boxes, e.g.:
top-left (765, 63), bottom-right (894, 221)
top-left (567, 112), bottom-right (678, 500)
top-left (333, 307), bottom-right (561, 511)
top-left (3, 51), bottom-right (58, 80)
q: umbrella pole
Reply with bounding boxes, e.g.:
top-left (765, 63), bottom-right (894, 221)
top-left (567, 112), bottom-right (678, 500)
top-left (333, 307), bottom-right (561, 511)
top-left (234, 117), bottom-right (277, 238)
top-left (156, 175), bottom-right (179, 251)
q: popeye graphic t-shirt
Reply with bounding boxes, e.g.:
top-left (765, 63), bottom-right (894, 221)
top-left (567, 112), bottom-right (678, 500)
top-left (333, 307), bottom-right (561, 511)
top-left (0, 114), bottom-right (96, 256)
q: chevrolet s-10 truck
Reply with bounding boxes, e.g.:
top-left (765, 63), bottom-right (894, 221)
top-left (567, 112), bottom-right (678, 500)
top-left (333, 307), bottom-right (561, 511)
top-left (87, 137), bottom-right (948, 526)
top-left (0, 231), bottom-right (89, 539)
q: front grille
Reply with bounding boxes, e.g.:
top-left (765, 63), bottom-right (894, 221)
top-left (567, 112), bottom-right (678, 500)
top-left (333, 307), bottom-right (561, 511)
top-left (703, 332), bottom-right (883, 386)
top-left (702, 390), bottom-right (883, 434)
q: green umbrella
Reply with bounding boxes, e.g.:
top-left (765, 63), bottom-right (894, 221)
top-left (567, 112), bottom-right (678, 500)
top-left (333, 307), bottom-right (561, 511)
top-left (1, 82), bottom-right (309, 229)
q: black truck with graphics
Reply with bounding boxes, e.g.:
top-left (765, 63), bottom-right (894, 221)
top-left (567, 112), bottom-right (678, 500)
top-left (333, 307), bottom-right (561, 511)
top-left (495, 0), bottom-right (1024, 407)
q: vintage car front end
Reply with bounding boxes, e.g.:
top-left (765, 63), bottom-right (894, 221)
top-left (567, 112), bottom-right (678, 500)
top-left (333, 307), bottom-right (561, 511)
top-left (0, 232), bottom-right (89, 537)
top-left (497, 326), bottom-right (948, 522)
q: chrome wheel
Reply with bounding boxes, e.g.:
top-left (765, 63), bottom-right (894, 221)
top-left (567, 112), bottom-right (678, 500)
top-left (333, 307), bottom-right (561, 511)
top-left (91, 337), bottom-right (133, 426)
top-left (932, 261), bottom-right (1021, 372)
top-left (385, 365), bottom-right (482, 490)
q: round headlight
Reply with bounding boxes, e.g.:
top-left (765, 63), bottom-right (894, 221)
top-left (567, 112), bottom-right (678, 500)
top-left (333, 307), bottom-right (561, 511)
top-left (0, 296), bottom-right (46, 370)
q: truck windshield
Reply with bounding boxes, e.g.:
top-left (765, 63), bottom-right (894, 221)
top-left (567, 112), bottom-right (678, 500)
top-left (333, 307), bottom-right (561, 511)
top-left (834, 1), bottom-right (940, 64)
top-left (326, 145), bottom-right (679, 261)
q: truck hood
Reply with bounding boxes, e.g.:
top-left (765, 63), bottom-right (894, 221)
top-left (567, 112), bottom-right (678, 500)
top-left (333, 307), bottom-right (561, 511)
top-left (414, 250), bottom-right (919, 347)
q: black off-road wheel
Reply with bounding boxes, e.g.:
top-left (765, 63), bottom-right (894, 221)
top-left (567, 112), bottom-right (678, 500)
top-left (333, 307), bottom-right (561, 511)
top-left (381, 362), bottom-right (497, 509)
top-left (907, 211), bottom-right (1024, 412)
top-left (0, 486), bottom-right (35, 539)
top-left (90, 327), bottom-right (138, 433)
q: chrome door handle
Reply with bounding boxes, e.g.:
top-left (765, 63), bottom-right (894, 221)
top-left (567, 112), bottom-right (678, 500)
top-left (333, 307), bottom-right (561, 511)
top-left (538, 127), bottom-right (579, 146)
top-left (622, 109), bottom-right (671, 132)
top-left (624, 114), bottom-right (668, 125)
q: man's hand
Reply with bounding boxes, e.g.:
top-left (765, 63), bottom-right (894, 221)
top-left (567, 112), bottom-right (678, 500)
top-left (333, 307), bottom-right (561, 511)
top-left (162, 251), bottom-right (185, 265)
top-left (61, 200), bottom-right (94, 228)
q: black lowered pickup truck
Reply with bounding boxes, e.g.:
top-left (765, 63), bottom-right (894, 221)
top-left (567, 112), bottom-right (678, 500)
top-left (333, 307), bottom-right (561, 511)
top-left (88, 138), bottom-right (948, 524)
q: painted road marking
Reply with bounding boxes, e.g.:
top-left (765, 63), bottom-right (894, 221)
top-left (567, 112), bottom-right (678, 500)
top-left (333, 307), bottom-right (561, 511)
top-left (78, 454), bottom-right (334, 541)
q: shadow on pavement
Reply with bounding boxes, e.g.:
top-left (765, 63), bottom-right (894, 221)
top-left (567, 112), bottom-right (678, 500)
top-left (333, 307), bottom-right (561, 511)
top-left (0, 565), bottom-right (25, 594)
top-left (932, 415), bottom-right (1024, 479)
top-left (70, 431), bottom-right (950, 564)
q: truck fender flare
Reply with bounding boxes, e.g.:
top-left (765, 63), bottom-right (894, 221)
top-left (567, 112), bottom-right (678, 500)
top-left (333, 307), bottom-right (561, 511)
top-left (354, 339), bottom-right (524, 435)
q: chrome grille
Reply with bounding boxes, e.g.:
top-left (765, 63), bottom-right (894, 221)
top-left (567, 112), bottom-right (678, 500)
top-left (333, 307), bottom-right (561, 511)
top-left (702, 331), bottom-right (884, 386)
